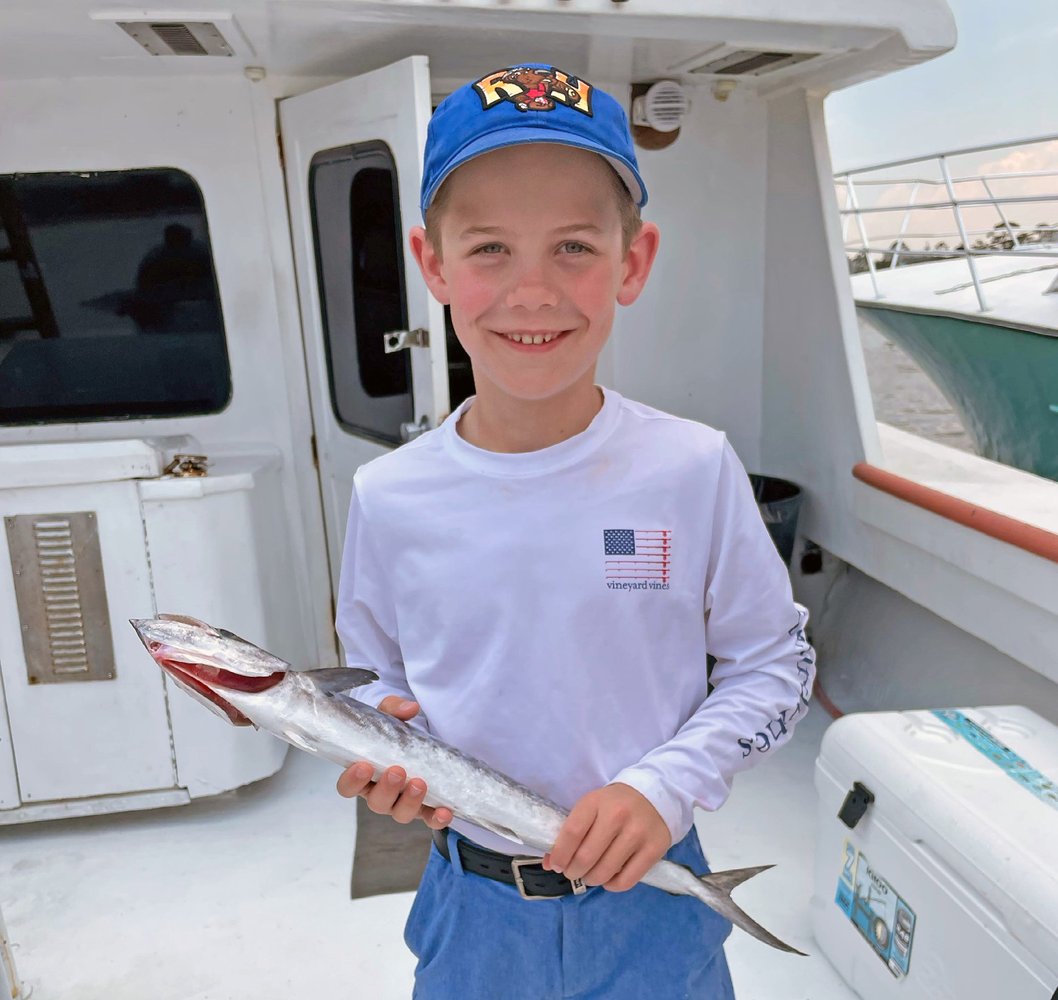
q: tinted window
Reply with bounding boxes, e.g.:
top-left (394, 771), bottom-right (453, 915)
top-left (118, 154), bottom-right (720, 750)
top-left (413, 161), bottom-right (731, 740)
top-left (0, 169), bottom-right (230, 423)
top-left (310, 143), bottom-right (413, 444)
top-left (351, 166), bottom-right (410, 398)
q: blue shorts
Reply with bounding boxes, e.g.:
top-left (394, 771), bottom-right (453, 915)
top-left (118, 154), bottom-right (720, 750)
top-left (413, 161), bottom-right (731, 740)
top-left (404, 827), bottom-right (736, 999)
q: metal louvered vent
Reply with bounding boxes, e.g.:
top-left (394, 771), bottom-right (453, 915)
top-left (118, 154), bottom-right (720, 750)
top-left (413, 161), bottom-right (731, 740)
top-left (34, 517), bottom-right (87, 673)
top-left (117, 21), bottom-right (235, 57)
top-left (631, 81), bottom-right (690, 133)
top-left (151, 24), bottom-right (208, 55)
top-left (6, 512), bottom-right (116, 685)
top-left (690, 50), bottom-right (818, 77)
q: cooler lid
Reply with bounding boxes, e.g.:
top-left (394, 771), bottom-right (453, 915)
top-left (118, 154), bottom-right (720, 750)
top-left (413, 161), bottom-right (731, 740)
top-left (819, 705), bottom-right (1058, 967)
top-left (0, 439), bottom-right (164, 489)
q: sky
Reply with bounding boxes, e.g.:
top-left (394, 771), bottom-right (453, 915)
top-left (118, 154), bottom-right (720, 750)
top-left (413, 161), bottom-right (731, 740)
top-left (824, 0), bottom-right (1058, 250)
top-left (824, 0), bottom-right (1058, 173)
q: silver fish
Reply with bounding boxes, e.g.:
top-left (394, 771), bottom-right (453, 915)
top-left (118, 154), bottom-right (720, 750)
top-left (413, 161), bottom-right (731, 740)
top-left (131, 614), bottom-right (805, 955)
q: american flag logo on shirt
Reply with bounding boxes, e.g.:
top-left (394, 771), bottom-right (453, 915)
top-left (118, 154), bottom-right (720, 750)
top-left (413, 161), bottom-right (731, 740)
top-left (603, 528), bottom-right (671, 585)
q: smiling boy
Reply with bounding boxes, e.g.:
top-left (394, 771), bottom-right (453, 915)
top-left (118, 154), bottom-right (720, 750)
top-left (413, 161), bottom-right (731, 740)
top-left (335, 64), bottom-right (816, 998)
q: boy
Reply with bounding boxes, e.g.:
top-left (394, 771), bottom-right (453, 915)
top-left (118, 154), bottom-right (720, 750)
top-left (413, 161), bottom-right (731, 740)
top-left (335, 64), bottom-right (816, 998)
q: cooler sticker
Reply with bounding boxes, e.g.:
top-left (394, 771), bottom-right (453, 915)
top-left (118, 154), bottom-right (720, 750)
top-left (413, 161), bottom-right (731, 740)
top-left (932, 709), bottom-right (1058, 813)
top-left (834, 840), bottom-right (916, 979)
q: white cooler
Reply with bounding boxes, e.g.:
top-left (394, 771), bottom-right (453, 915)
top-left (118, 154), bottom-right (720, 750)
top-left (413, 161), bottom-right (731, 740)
top-left (812, 705), bottom-right (1058, 1000)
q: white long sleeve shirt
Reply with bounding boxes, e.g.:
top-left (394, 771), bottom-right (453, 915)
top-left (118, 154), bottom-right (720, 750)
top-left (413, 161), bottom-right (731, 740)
top-left (336, 387), bottom-right (816, 855)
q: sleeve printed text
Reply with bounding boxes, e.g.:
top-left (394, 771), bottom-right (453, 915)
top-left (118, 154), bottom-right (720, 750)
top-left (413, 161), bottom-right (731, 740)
top-left (736, 607), bottom-right (815, 759)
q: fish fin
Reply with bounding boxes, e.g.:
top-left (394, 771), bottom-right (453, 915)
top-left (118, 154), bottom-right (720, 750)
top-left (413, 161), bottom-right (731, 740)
top-left (693, 864), bottom-right (808, 956)
top-left (303, 666), bottom-right (380, 693)
top-left (697, 863), bottom-right (775, 894)
top-left (158, 613), bottom-right (221, 635)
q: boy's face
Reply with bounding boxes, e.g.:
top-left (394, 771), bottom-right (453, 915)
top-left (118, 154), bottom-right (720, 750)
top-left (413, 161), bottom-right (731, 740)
top-left (411, 144), bottom-right (658, 406)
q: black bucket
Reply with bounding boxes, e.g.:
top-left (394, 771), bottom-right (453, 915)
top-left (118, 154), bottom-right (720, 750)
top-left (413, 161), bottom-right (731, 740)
top-left (749, 474), bottom-right (803, 567)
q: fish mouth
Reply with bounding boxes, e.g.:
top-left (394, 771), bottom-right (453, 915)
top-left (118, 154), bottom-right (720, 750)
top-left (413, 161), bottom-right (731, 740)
top-left (163, 662), bottom-right (254, 727)
top-left (145, 643), bottom-right (286, 728)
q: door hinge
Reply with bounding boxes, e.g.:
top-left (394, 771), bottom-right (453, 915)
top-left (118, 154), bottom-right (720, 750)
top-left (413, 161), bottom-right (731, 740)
top-left (310, 434), bottom-right (318, 469)
top-left (276, 129), bottom-right (284, 169)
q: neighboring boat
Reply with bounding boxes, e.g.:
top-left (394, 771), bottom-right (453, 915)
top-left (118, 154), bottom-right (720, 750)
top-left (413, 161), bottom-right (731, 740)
top-left (2, 3), bottom-right (1057, 999)
top-left (837, 137), bottom-right (1058, 480)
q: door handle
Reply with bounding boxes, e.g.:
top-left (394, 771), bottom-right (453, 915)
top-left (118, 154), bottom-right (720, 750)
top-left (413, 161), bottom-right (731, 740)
top-left (399, 415), bottom-right (431, 442)
top-left (383, 328), bottom-right (429, 353)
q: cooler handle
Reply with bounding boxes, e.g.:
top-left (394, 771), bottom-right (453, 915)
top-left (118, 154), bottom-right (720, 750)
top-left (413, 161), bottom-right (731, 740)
top-left (838, 781), bottom-right (875, 829)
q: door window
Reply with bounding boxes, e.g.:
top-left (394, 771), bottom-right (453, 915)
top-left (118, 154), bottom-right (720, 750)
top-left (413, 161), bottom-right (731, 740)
top-left (310, 141), bottom-right (474, 444)
top-left (310, 142), bottom-right (413, 444)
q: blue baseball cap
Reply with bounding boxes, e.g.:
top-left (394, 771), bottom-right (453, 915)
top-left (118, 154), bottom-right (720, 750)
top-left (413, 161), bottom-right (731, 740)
top-left (420, 64), bottom-right (647, 216)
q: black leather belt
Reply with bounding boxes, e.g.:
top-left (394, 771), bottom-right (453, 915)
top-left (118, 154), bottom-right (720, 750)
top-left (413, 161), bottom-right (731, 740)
top-left (431, 827), bottom-right (587, 899)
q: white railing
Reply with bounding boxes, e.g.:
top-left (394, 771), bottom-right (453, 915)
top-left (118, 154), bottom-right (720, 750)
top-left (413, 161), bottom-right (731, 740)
top-left (835, 134), bottom-right (1058, 311)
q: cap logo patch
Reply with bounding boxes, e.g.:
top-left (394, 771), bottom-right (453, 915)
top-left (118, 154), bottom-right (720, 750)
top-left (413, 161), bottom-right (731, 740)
top-left (473, 66), bottom-right (594, 116)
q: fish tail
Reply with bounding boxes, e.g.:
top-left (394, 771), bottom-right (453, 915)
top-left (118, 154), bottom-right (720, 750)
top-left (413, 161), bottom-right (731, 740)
top-left (692, 865), bottom-right (808, 956)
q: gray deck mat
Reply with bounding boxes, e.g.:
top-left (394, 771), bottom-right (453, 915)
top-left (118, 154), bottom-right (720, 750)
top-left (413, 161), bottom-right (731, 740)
top-left (350, 797), bottom-right (434, 899)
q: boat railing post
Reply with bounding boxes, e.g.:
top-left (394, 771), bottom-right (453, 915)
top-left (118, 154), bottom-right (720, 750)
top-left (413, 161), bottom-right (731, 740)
top-left (845, 174), bottom-right (882, 299)
top-left (940, 154), bottom-right (989, 311)
top-left (979, 175), bottom-right (1021, 250)
top-left (837, 176), bottom-right (853, 251)
top-left (890, 180), bottom-right (920, 269)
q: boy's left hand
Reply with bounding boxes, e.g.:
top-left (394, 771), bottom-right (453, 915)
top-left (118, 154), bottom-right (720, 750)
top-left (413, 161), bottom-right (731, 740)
top-left (542, 783), bottom-right (671, 892)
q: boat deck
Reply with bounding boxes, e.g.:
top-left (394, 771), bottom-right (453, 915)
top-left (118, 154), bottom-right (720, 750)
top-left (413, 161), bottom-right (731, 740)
top-left (851, 254), bottom-right (1058, 336)
top-left (0, 705), bottom-right (858, 999)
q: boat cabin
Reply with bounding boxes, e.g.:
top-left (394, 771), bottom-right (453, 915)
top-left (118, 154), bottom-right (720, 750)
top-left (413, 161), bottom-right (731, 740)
top-left (1, 0), bottom-right (1055, 830)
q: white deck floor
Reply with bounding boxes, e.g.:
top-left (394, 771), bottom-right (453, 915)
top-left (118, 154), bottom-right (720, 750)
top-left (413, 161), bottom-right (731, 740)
top-left (0, 705), bottom-right (858, 999)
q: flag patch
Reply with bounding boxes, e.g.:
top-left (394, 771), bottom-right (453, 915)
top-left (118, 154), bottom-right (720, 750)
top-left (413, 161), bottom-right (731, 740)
top-left (603, 529), bottom-right (671, 587)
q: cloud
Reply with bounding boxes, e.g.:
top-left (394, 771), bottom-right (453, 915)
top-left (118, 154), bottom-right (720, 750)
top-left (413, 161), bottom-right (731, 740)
top-left (838, 139), bottom-right (1058, 251)
top-left (976, 139), bottom-right (1058, 181)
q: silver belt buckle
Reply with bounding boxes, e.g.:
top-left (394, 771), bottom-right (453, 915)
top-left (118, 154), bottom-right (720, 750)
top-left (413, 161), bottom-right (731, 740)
top-left (510, 857), bottom-right (587, 899)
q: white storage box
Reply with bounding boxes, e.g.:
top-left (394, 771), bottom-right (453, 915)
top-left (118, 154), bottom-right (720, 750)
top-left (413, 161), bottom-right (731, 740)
top-left (812, 706), bottom-right (1058, 1000)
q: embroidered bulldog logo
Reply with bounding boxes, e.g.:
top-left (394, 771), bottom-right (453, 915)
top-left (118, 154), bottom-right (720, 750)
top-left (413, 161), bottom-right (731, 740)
top-left (473, 66), bottom-right (594, 116)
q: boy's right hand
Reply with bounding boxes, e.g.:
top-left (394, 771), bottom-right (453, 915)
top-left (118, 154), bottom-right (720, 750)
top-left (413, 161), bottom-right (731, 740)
top-left (336, 696), bottom-right (454, 830)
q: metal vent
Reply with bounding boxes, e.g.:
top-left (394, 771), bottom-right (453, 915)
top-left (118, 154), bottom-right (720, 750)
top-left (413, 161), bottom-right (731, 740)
top-left (632, 80), bottom-right (690, 133)
top-left (118, 21), bottom-right (235, 57)
top-left (690, 50), bottom-right (818, 77)
top-left (151, 24), bottom-right (208, 56)
top-left (6, 512), bottom-right (116, 685)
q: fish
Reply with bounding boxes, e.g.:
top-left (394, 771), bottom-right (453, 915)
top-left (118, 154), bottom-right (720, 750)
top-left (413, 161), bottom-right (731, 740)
top-left (130, 614), bottom-right (806, 955)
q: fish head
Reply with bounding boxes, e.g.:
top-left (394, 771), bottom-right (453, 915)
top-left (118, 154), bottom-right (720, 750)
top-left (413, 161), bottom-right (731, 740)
top-left (130, 615), bottom-right (290, 727)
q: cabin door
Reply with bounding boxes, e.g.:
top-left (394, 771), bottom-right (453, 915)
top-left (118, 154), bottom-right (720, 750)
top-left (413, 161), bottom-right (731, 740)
top-left (279, 56), bottom-right (451, 592)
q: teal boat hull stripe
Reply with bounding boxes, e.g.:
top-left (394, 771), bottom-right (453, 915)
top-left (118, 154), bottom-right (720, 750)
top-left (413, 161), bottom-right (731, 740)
top-left (856, 306), bottom-right (1058, 482)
